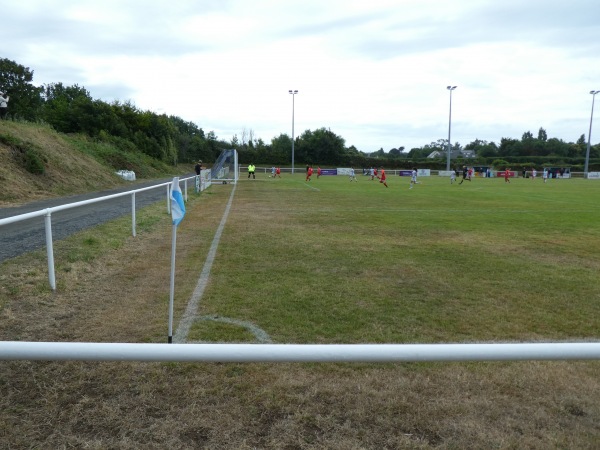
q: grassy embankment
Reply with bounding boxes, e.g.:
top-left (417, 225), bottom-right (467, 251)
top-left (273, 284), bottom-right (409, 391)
top-left (0, 120), bottom-right (186, 206)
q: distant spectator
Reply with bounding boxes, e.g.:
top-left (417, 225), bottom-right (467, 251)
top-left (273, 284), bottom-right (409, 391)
top-left (0, 91), bottom-right (9, 119)
top-left (194, 160), bottom-right (202, 175)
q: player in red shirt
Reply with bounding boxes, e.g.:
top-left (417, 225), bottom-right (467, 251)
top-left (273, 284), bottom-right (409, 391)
top-left (504, 168), bottom-right (511, 183)
top-left (317, 167), bottom-right (322, 178)
top-left (306, 165), bottom-right (313, 182)
top-left (275, 167), bottom-right (281, 178)
top-left (379, 166), bottom-right (388, 187)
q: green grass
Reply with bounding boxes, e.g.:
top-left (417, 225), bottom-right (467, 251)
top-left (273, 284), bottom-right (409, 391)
top-left (198, 173), bottom-right (600, 345)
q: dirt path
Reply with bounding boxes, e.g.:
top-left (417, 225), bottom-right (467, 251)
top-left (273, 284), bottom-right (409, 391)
top-left (0, 177), bottom-right (193, 263)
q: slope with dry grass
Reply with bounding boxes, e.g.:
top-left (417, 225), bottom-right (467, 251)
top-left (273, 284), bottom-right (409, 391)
top-left (0, 120), bottom-right (181, 207)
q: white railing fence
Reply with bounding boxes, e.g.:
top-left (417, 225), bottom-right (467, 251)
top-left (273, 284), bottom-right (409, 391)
top-left (0, 342), bottom-right (599, 362)
top-left (0, 174), bottom-right (211, 291)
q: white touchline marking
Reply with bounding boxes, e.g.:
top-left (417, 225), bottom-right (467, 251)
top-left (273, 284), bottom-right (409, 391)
top-left (175, 184), bottom-right (272, 343)
top-left (173, 185), bottom-right (237, 343)
top-left (186, 315), bottom-right (272, 343)
top-left (302, 182), bottom-right (320, 191)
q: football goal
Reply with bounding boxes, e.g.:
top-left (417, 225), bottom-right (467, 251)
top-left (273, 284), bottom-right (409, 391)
top-left (210, 149), bottom-right (239, 184)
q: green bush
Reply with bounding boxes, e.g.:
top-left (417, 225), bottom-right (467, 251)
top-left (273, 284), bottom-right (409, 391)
top-left (24, 147), bottom-right (45, 174)
top-left (0, 132), bottom-right (45, 174)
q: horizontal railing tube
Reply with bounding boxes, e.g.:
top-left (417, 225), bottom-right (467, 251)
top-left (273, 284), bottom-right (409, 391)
top-left (0, 342), bottom-right (599, 362)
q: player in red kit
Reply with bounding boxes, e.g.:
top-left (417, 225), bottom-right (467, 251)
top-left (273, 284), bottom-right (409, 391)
top-left (306, 165), bottom-right (313, 181)
top-left (379, 167), bottom-right (388, 187)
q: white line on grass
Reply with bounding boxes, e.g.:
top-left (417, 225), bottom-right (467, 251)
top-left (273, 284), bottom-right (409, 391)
top-left (302, 182), bottom-right (320, 191)
top-left (187, 315), bottom-right (272, 343)
top-left (173, 185), bottom-right (236, 343)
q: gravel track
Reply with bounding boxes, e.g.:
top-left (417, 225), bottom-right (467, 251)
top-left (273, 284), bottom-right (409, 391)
top-left (0, 177), bottom-right (192, 263)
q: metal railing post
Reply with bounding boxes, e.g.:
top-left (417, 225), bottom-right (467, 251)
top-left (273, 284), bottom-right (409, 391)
top-left (131, 192), bottom-right (136, 237)
top-left (44, 211), bottom-right (56, 291)
top-left (166, 184), bottom-right (171, 214)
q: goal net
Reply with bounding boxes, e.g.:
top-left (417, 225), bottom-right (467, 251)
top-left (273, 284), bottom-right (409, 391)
top-left (210, 149), bottom-right (238, 185)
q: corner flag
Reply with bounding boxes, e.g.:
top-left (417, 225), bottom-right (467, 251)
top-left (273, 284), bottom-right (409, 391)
top-left (170, 177), bottom-right (186, 226)
top-left (168, 177), bottom-right (186, 343)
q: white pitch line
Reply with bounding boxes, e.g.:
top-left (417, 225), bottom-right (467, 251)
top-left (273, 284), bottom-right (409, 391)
top-left (302, 182), bottom-right (320, 191)
top-left (174, 184), bottom-right (237, 343)
top-left (187, 315), bottom-right (272, 343)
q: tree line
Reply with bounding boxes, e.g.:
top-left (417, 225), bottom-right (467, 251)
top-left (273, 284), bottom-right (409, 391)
top-left (1, 57), bottom-right (599, 170)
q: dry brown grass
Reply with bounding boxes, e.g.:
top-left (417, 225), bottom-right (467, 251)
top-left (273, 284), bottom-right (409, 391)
top-left (1, 179), bottom-right (600, 449)
top-left (0, 121), bottom-right (130, 206)
top-left (0, 121), bottom-right (189, 207)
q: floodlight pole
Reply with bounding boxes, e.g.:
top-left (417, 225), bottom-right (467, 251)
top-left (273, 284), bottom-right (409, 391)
top-left (289, 89), bottom-right (298, 174)
top-left (446, 86), bottom-right (457, 171)
top-left (584, 90), bottom-right (599, 178)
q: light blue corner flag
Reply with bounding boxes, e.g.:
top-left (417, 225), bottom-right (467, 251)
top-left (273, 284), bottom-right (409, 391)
top-left (170, 177), bottom-right (186, 226)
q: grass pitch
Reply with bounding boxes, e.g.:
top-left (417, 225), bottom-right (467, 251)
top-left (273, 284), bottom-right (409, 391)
top-left (1, 172), bottom-right (600, 448)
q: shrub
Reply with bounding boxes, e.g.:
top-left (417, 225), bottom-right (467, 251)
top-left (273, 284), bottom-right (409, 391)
top-left (24, 147), bottom-right (45, 174)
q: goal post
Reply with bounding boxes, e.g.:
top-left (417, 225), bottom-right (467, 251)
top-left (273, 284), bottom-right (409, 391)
top-left (210, 149), bottom-right (238, 184)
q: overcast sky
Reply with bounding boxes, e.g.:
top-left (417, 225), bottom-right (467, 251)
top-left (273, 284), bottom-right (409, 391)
top-left (2, 0), bottom-right (599, 152)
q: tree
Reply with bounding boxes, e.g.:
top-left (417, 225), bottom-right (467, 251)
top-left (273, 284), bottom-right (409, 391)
top-left (42, 83), bottom-right (98, 133)
top-left (370, 148), bottom-right (386, 158)
top-left (296, 127), bottom-right (346, 165)
top-left (499, 137), bottom-right (523, 157)
top-left (545, 138), bottom-right (568, 157)
top-left (464, 138), bottom-right (498, 158)
top-left (538, 127), bottom-right (548, 142)
top-left (231, 134), bottom-right (240, 149)
top-left (206, 131), bottom-right (222, 159)
top-left (270, 133), bottom-right (292, 165)
top-left (0, 58), bottom-right (43, 120)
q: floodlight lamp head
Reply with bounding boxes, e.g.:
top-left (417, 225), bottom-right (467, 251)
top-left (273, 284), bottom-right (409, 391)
top-left (591, 90), bottom-right (599, 95)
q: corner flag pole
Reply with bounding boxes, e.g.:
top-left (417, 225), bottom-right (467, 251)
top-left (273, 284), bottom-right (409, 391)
top-left (168, 177), bottom-right (186, 343)
top-left (168, 223), bottom-right (177, 343)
